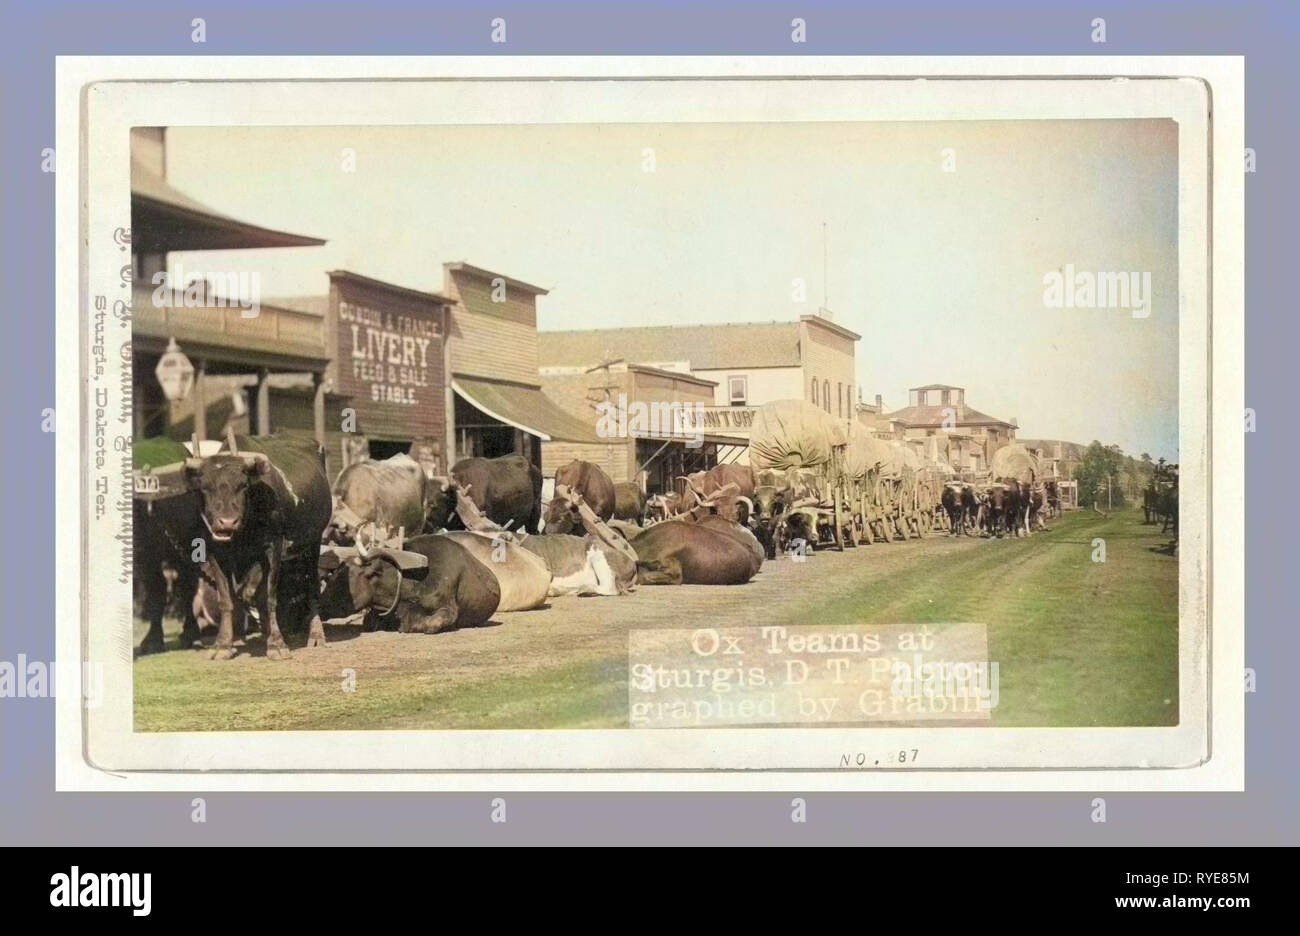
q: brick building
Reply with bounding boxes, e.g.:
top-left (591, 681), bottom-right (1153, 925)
top-left (878, 383), bottom-right (1017, 474)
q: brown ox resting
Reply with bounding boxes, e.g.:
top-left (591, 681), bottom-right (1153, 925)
top-left (695, 514), bottom-right (764, 577)
top-left (319, 535), bottom-right (500, 633)
top-left (544, 460), bottom-right (616, 533)
top-left (632, 520), bottom-right (758, 586)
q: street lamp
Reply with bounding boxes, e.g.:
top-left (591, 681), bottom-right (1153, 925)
top-left (154, 337), bottom-right (195, 402)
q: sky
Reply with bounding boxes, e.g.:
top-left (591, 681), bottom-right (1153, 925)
top-left (161, 119), bottom-right (1180, 460)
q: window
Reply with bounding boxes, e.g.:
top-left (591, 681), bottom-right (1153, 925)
top-left (728, 375), bottom-right (747, 406)
top-left (941, 390), bottom-right (951, 406)
top-left (837, 382), bottom-right (843, 417)
top-left (823, 380), bottom-right (831, 413)
top-left (811, 378), bottom-right (818, 405)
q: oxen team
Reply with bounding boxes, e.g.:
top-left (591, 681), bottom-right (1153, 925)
top-left (134, 437), bottom-right (772, 659)
top-left (134, 431), bottom-right (1068, 659)
top-left (941, 478), bottom-right (1058, 539)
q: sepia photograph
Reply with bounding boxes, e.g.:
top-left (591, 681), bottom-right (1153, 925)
top-left (126, 117), bottom-right (1182, 735)
top-left (66, 65), bottom-right (1226, 779)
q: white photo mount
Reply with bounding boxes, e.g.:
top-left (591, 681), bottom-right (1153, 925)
top-left (57, 56), bottom-right (1243, 791)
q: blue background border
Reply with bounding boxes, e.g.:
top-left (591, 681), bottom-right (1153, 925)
top-left (0, 0), bottom-right (1292, 844)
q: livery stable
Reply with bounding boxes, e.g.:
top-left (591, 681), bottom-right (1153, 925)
top-left (252, 264), bottom-right (606, 476)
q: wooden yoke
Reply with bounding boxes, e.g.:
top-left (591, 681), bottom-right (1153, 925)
top-left (555, 483), bottom-right (639, 566)
top-left (453, 482), bottom-right (526, 541)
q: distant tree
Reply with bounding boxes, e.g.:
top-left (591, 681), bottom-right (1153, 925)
top-left (1075, 441), bottom-right (1129, 508)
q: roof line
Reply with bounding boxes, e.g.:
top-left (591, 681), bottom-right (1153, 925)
top-left (444, 261), bottom-right (549, 296)
top-left (328, 269), bottom-right (451, 305)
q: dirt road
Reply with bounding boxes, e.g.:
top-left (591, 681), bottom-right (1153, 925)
top-left (134, 510), bottom-right (1178, 730)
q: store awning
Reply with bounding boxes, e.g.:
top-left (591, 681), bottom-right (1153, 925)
top-left (131, 163), bottom-right (327, 253)
top-left (452, 376), bottom-right (606, 445)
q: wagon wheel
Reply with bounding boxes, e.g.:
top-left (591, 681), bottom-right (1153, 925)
top-left (859, 494), bottom-right (875, 545)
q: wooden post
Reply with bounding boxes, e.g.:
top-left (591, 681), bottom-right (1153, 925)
top-left (255, 367), bottom-right (270, 435)
top-left (193, 358), bottom-right (207, 442)
top-left (313, 372), bottom-right (326, 447)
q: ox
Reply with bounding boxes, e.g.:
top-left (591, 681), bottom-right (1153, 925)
top-left (544, 459), bottom-right (615, 533)
top-left (437, 530), bottom-right (552, 611)
top-left (170, 432), bottom-right (333, 659)
top-left (750, 484), bottom-right (787, 559)
top-left (983, 484), bottom-right (1011, 537)
top-left (425, 454), bottom-right (544, 534)
top-left (941, 482), bottom-right (977, 537)
top-left (612, 481), bottom-right (646, 525)
top-left (681, 464), bottom-right (756, 524)
top-left (319, 534), bottom-right (500, 633)
top-left (134, 437), bottom-right (203, 655)
top-left (631, 520), bottom-right (758, 586)
top-left (328, 452), bottom-right (429, 543)
top-left (521, 535), bottom-right (636, 596)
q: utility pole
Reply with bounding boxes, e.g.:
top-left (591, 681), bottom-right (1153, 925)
top-left (822, 221), bottom-right (828, 312)
top-left (585, 353), bottom-right (624, 480)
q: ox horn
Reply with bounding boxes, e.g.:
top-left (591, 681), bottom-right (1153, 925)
top-left (676, 475), bottom-right (705, 497)
top-left (737, 495), bottom-right (754, 516)
top-left (240, 451), bottom-right (270, 474)
top-left (226, 425), bottom-right (238, 454)
top-left (355, 522), bottom-right (375, 559)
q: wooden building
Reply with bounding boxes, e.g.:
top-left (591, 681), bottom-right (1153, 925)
top-left (538, 362), bottom-right (725, 494)
top-left (537, 311), bottom-right (862, 478)
top-left (879, 384), bottom-right (1018, 474)
top-left (129, 128), bottom-right (337, 458)
top-left (323, 271), bottom-right (451, 473)
top-left (442, 262), bottom-right (604, 471)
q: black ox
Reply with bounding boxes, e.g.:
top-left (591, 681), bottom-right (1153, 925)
top-left (170, 432), bottom-right (333, 659)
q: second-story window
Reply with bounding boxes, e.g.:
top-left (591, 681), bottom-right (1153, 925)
top-left (811, 378), bottom-right (818, 405)
top-left (728, 375), bottom-right (747, 406)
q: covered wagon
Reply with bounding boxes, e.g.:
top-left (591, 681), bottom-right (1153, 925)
top-left (989, 443), bottom-right (1042, 485)
top-left (842, 423), bottom-right (900, 544)
top-left (748, 400), bottom-right (854, 550)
